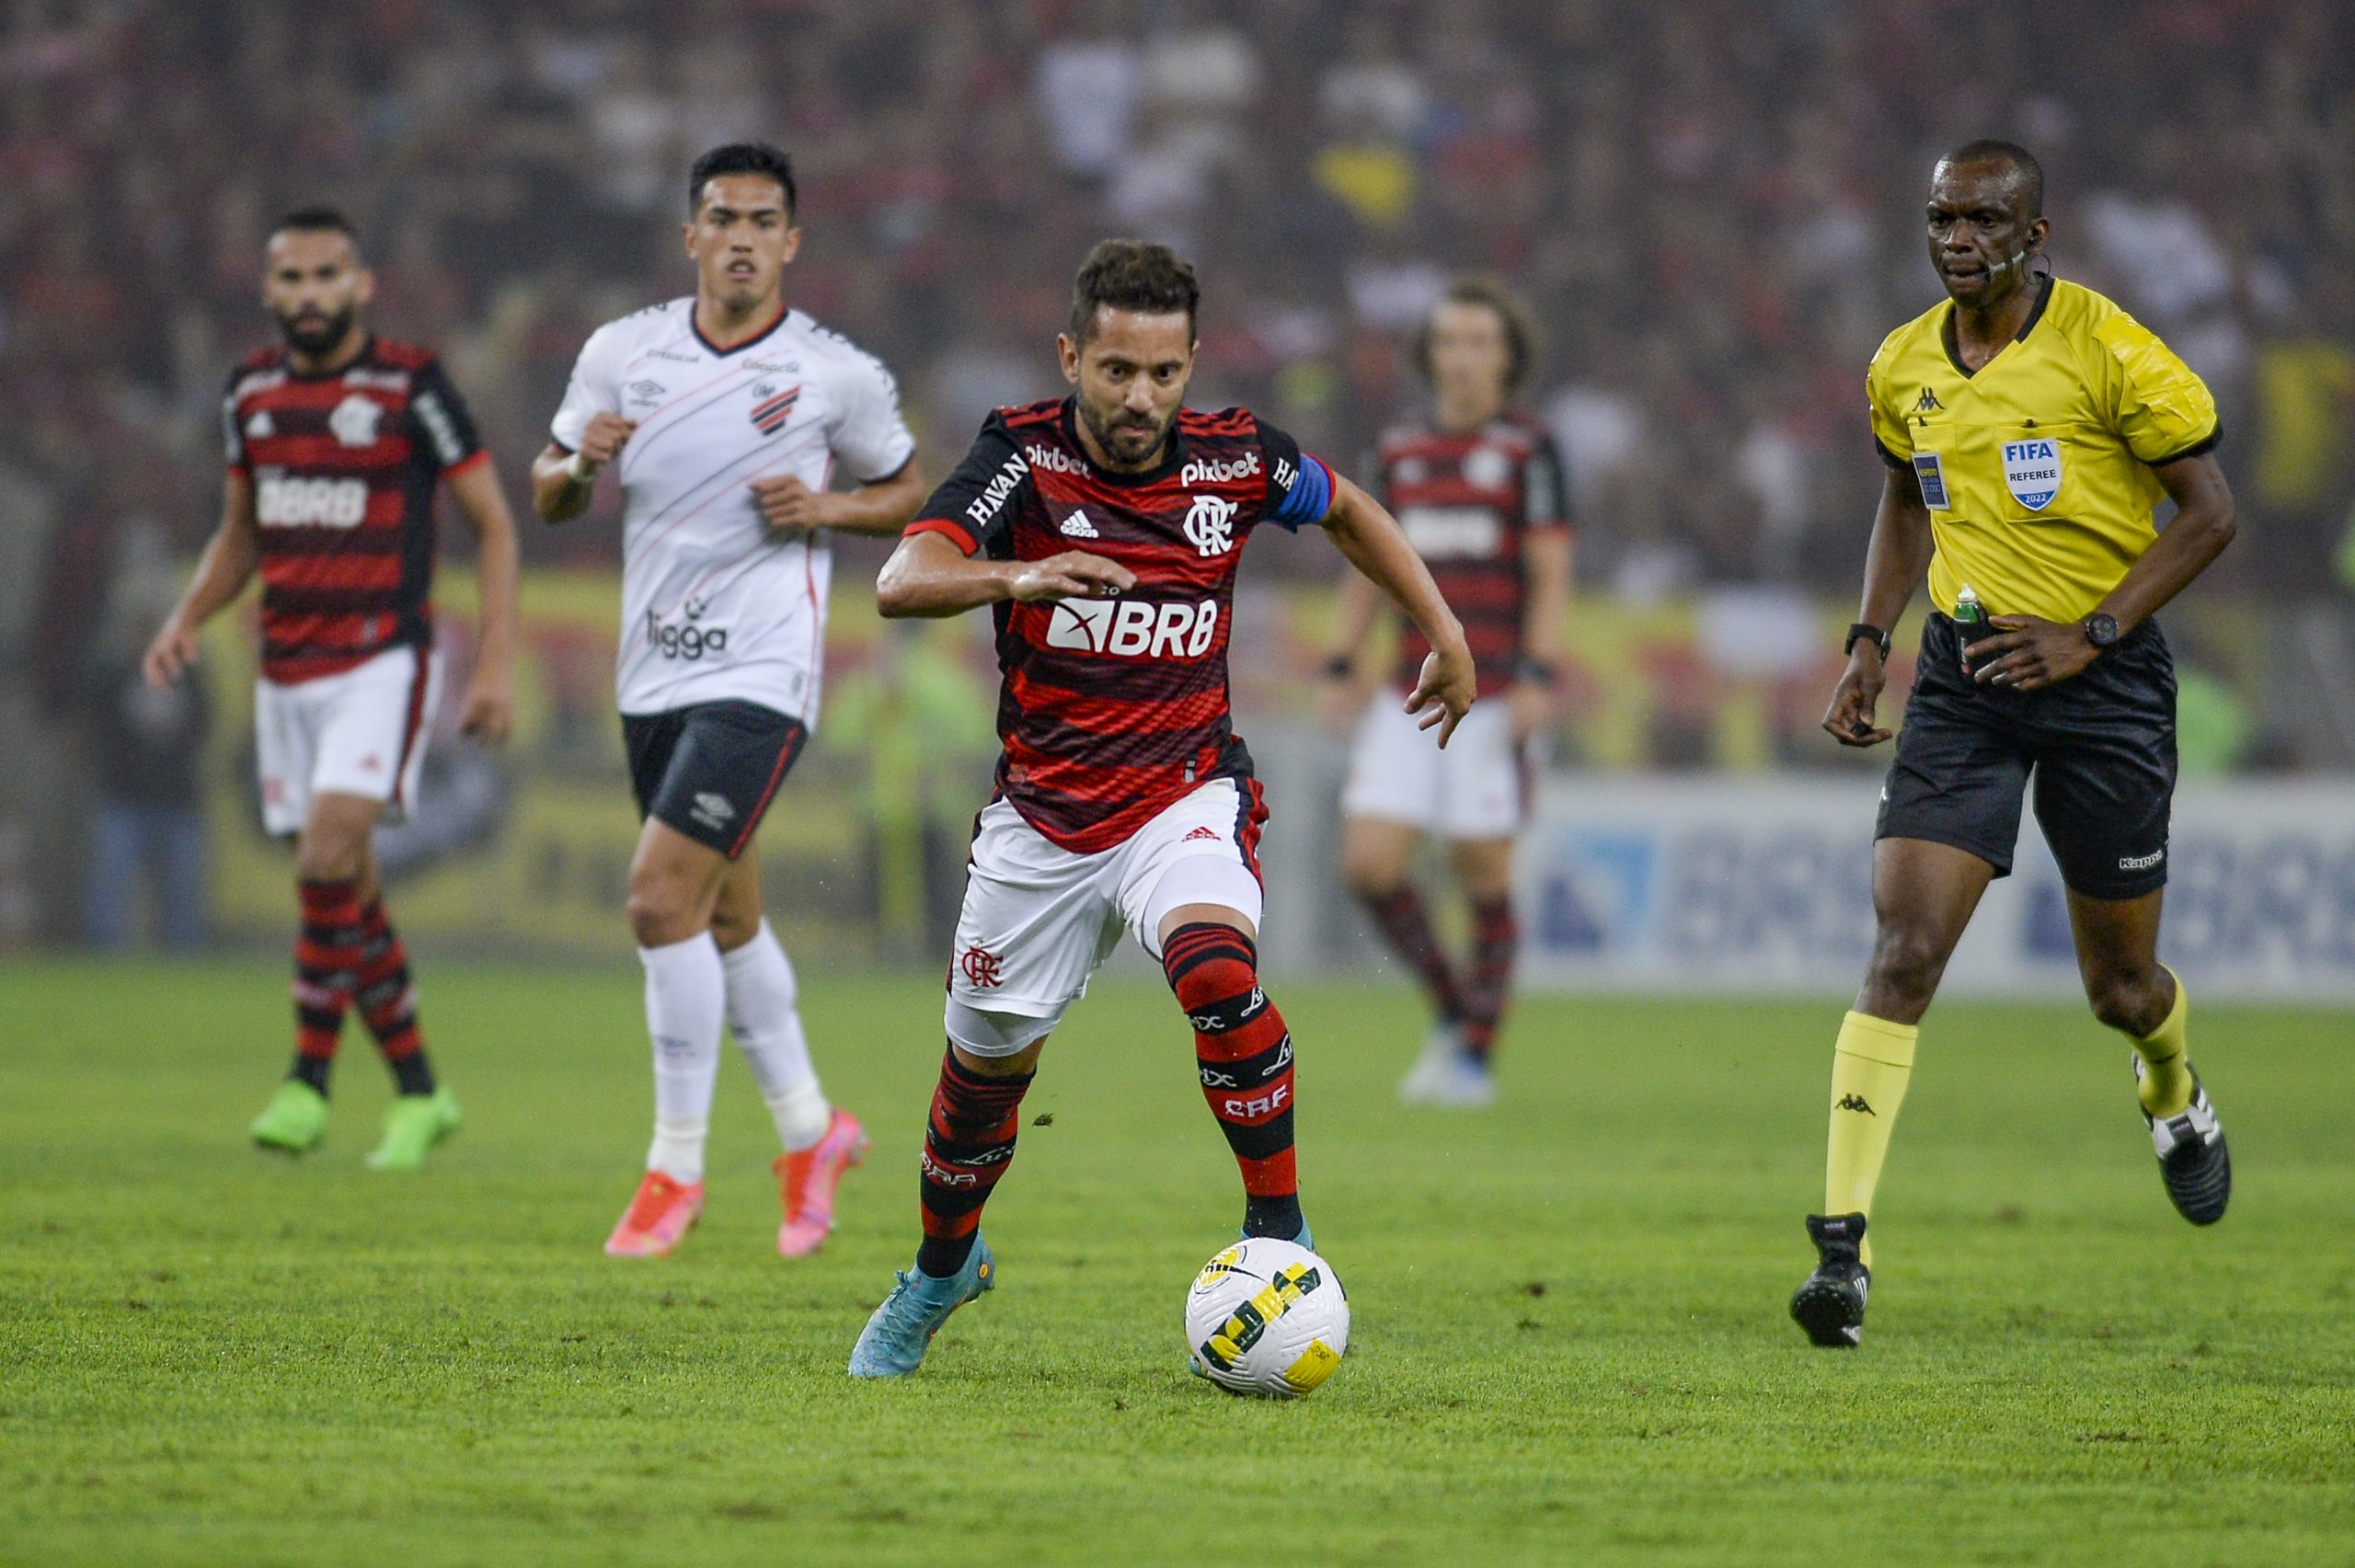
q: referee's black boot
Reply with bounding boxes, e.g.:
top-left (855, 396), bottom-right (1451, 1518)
top-left (2136, 1057), bottom-right (2231, 1226)
top-left (1789, 1211), bottom-right (1870, 1348)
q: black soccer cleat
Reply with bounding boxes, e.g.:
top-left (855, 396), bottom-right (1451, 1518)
top-left (1789, 1212), bottom-right (1871, 1348)
top-left (2136, 1056), bottom-right (2231, 1226)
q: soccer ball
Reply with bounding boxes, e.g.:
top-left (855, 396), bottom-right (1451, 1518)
top-left (1184, 1237), bottom-right (1349, 1398)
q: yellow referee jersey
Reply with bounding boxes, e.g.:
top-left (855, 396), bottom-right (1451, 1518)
top-left (1867, 276), bottom-right (2219, 623)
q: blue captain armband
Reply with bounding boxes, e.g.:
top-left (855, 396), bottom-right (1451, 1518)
top-left (1266, 452), bottom-right (1335, 530)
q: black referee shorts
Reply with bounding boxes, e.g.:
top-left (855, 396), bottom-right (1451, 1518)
top-left (1876, 612), bottom-right (2176, 901)
top-left (621, 700), bottom-right (808, 860)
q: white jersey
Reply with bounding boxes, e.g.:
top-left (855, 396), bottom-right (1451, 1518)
top-left (551, 299), bottom-right (915, 721)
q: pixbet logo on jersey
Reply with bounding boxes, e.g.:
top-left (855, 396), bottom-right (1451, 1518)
top-left (1045, 596), bottom-right (1219, 658)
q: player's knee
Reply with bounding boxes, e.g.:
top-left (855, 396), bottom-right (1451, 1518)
top-left (707, 903), bottom-right (761, 954)
top-left (625, 871), bottom-right (702, 948)
top-left (1162, 921), bottom-right (1259, 1013)
top-left (944, 1000), bottom-right (1055, 1066)
top-left (1865, 922), bottom-right (1948, 1006)
top-left (293, 828), bottom-right (366, 883)
top-left (2085, 966), bottom-right (2165, 1034)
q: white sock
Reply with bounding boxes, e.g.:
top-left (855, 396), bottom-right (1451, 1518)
top-left (640, 933), bottom-right (726, 1184)
top-left (722, 920), bottom-right (832, 1151)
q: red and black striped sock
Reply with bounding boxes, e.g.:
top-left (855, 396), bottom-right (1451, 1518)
top-left (289, 878), bottom-right (362, 1094)
top-left (1361, 884), bottom-right (1465, 1023)
top-left (1163, 921), bottom-right (1302, 1241)
top-left (914, 1048), bottom-right (1034, 1279)
top-left (356, 898), bottom-right (435, 1097)
top-left (1458, 897), bottom-right (1520, 1062)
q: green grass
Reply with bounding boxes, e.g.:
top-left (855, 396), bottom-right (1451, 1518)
top-left (2, 958), bottom-right (2350, 1566)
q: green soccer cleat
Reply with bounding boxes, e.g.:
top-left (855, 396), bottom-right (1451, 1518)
top-left (365, 1087), bottom-right (461, 1171)
top-left (251, 1080), bottom-right (328, 1154)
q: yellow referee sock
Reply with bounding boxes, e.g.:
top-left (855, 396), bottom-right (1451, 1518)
top-left (2131, 967), bottom-right (2193, 1118)
top-left (1824, 1011), bottom-right (1918, 1269)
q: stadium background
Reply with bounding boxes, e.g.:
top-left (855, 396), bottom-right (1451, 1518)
top-left (4, 0), bottom-right (2353, 990)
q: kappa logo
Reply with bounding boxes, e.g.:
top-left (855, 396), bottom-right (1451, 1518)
top-left (1183, 493), bottom-right (1239, 556)
top-left (1060, 509), bottom-right (1100, 539)
top-left (1836, 1093), bottom-right (1876, 1116)
top-left (1045, 596), bottom-right (1219, 658)
top-left (328, 394), bottom-right (384, 448)
top-left (1915, 386), bottom-right (1943, 414)
top-left (245, 410), bottom-right (275, 440)
top-left (2118, 848), bottom-right (2165, 872)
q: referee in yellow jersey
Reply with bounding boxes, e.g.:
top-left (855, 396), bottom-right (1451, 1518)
top-left (1791, 141), bottom-right (2239, 1348)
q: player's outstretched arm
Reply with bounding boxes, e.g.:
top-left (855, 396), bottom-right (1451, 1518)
top-left (1318, 473), bottom-right (1476, 746)
top-left (877, 531), bottom-right (1135, 619)
top-left (1970, 452), bottom-right (2236, 693)
top-left (530, 415), bottom-right (637, 524)
top-left (1823, 464), bottom-right (1933, 747)
top-left (144, 472), bottom-right (260, 688)
top-left (751, 459), bottom-right (928, 538)
top-left (446, 456), bottom-right (522, 743)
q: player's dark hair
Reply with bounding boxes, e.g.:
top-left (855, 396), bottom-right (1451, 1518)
top-left (1412, 276), bottom-right (1539, 395)
top-left (689, 143), bottom-right (798, 218)
top-left (272, 206), bottom-right (359, 244)
top-left (1068, 239), bottom-right (1200, 345)
top-left (1940, 138), bottom-right (2044, 217)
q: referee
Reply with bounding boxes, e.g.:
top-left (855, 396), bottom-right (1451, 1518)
top-left (1791, 140), bottom-right (2239, 1348)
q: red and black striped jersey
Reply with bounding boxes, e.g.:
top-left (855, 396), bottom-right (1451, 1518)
top-left (909, 398), bottom-right (1335, 854)
top-left (1373, 411), bottom-right (1569, 696)
top-left (222, 337), bottom-right (486, 683)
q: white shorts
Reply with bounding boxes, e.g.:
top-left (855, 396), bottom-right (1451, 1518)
top-left (255, 646), bottom-right (444, 836)
top-left (1340, 688), bottom-right (1528, 840)
top-left (944, 778), bottom-right (1268, 1052)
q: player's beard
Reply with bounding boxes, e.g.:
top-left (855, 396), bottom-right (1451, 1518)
top-left (277, 303), bottom-right (356, 358)
top-left (1078, 397), bottom-right (1172, 471)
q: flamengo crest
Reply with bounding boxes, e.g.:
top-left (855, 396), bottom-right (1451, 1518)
top-left (1183, 494), bottom-right (1239, 557)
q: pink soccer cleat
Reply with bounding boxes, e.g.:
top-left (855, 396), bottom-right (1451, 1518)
top-left (773, 1109), bottom-right (869, 1257)
top-left (603, 1171), bottom-right (706, 1257)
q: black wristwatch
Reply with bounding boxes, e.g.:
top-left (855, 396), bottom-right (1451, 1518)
top-left (1844, 622), bottom-right (1892, 658)
top-left (2081, 612), bottom-right (2120, 650)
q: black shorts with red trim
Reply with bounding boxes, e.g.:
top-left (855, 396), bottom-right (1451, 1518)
top-left (621, 700), bottom-right (807, 860)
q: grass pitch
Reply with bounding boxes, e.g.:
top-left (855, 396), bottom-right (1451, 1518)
top-left (3, 958), bottom-right (2350, 1565)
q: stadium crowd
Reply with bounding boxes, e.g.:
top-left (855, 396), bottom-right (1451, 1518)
top-left (9, 0), bottom-right (2355, 605)
top-left (4, 0), bottom-right (2354, 944)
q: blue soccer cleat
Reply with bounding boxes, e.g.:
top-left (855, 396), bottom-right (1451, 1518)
top-left (847, 1237), bottom-right (995, 1379)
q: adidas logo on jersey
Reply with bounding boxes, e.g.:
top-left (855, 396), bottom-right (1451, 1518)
top-left (245, 410), bottom-right (275, 440)
top-left (1182, 826), bottom-right (1220, 841)
top-left (1060, 509), bottom-right (1099, 539)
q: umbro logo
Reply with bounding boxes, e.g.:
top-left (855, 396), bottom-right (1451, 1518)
top-left (1915, 387), bottom-right (1942, 413)
top-left (1060, 509), bottom-right (1100, 539)
top-left (692, 792), bottom-right (737, 823)
top-left (1836, 1093), bottom-right (1876, 1116)
top-left (626, 379), bottom-right (666, 399)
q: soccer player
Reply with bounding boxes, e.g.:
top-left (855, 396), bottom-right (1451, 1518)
top-left (1791, 142), bottom-right (2238, 1347)
top-left (530, 143), bottom-right (925, 1259)
top-left (144, 207), bottom-right (521, 1169)
top-left (1321, 278), bottom-right (1572, 1107)
top-left (845, 239), bottom-right (1476, 1379)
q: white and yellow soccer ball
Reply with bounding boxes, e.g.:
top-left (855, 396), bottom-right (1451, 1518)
top-left (1184, 1237), bottom-right (1349, 1398)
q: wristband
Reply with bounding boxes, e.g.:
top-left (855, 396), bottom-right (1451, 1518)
top-left (1320, 654), bottom-right (1354, 681)
top-left (1514, 655), bottom-right (1559, 686)
top-left (566, 450), bottom-right (597, 484)
top-left (1844, 623), bottom-right (1891, 658)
